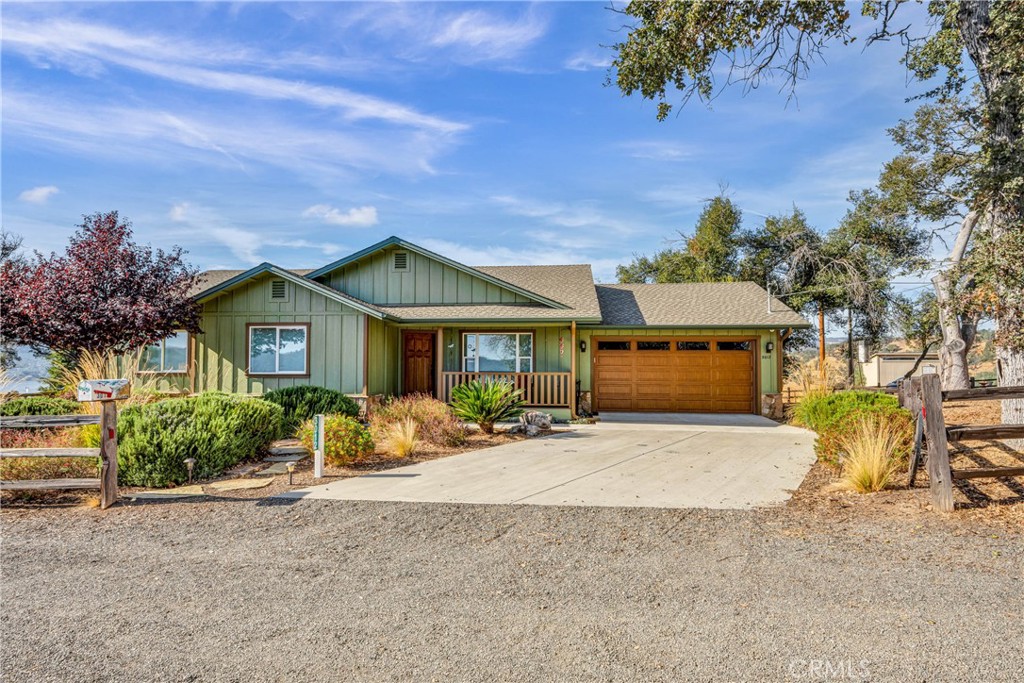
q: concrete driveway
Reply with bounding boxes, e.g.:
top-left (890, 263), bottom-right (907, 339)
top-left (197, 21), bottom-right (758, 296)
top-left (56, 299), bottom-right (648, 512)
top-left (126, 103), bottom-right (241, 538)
top-left (280, 413), bottom-right (816, 510)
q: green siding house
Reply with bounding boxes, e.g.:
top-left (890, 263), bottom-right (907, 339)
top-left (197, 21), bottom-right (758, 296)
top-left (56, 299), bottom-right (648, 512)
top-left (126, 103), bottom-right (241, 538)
top-left (143, 236), bottom-right (809, 419)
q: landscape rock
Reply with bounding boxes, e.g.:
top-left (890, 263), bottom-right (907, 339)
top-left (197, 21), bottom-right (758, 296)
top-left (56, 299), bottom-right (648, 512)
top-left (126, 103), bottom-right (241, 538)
top-left (520, 411), bottom-right (552, 430)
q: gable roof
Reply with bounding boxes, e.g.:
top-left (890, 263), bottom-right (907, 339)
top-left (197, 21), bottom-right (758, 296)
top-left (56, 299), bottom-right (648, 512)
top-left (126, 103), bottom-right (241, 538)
top-left (595, 282), bottom-right (810, 328)
top-left (192, 263), bottom-right (386, 319)
top-left (305, 236), bottom-right (570, 310)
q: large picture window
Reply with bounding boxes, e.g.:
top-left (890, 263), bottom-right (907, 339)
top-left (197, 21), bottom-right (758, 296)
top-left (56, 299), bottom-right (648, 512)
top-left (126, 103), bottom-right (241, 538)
top-left (139, 331), bottom-right (189, 373)
top-left (248, 324), bottom-right (308, 375)
top-left (463, 332), bottom-right (533, 372)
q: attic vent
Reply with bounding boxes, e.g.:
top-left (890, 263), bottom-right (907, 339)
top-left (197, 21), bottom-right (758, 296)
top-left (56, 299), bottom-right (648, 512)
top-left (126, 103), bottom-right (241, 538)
top-left (392, 251), bottom-right (410, 272)
top-left (270, 279), bottom-right (288, 301)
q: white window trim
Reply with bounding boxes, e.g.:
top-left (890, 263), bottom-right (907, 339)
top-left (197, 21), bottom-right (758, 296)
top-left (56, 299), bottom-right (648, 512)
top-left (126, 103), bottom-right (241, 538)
top-left (139, 331), bottom-right (189, 374)
top-left (462, 332), bottom-right (533, 373)
top-left (248, 324), bottom-right (308, 375)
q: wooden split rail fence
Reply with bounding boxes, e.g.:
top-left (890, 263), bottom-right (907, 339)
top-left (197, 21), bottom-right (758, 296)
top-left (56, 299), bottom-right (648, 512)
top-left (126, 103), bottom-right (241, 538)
top-left (899, 375), bottom-right (1024, 512)
top-left (0, 401), bottom-right (120, 509)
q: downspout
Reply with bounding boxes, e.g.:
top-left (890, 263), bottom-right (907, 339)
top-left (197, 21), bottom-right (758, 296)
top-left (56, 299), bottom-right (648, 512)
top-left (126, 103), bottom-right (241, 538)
top-left (570, 321), bottom-right (577, 419)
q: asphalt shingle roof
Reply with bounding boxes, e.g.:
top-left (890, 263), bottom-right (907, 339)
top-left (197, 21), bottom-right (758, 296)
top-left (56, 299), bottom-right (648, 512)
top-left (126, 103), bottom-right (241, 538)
top-left (595, 282), bottom-right (810, 328)
top-left (192, 265), bottom-right (809, 327)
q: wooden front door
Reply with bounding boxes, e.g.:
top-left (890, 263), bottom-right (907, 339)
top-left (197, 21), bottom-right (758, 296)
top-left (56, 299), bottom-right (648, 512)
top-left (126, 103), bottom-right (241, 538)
top-left (403, 331), bottom-right (435, 395)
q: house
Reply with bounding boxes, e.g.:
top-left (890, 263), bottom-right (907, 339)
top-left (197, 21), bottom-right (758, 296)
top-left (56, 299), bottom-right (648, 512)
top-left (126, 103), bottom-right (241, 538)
top-left (861, 351), bottom-right (939, 388)
top-left (139, 236), bottom-right (810, 418)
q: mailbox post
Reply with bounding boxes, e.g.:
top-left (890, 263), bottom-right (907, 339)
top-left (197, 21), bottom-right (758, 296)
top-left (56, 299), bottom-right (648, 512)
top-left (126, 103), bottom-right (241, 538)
top-left (313, 413), bottom-right (325, 478)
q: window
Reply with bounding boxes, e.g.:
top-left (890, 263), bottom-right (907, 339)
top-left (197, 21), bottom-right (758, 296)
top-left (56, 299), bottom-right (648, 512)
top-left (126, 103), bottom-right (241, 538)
top-left (596, 340), bottom-right (631, 351)
top-left (677, 341), bottom-right (711, 351)
top-left (248, 325), bottom-right (308, 375)
top-left (392, 251), bottom-right (410, 272)
top-left (139, 332), bottom-right (189, 373)
top-left (637, 341), bottom-right (670, 351)
top-left (463, 333), bottom-right (532, 372)
top-left (717, 341), bottom-right (752, 351)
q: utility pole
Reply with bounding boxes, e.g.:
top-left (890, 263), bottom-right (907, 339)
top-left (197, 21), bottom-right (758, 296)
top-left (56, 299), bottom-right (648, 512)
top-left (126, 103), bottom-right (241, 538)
top-left (847, 308), bottom-right (854, 386)
top-left (818, 303), bottom-right (826, 383)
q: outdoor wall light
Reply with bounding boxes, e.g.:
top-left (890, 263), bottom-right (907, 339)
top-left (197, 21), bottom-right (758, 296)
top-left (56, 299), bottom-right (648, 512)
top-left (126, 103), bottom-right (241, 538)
top-left (765, 341), bottom-right (775, 353)
top-left (183, 457), bottom-right (196, 484)
top-left (287, 461), bottom-right (297, 485)
top-left (579, 341), bottom-right (587, 353)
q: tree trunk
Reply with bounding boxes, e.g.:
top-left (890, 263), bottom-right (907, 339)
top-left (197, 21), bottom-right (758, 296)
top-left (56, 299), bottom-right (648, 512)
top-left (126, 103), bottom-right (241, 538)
top-left (958, 1), bottom-right (1024, 446)
top-left (902, 340), bottom-right (938, 381)
top-left (818, 305), bottom-right (826, 383)
top-left (931, 211), bottom-right (978, 390)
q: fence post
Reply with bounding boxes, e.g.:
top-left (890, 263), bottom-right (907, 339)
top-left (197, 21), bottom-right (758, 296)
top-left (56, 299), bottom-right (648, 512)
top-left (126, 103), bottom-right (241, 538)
top-left (313, 413), bottom-right (325, 478)
top-left (920, 374), bottom-right (954, 512)
top-left (99, 399), bottom-right (118, 510)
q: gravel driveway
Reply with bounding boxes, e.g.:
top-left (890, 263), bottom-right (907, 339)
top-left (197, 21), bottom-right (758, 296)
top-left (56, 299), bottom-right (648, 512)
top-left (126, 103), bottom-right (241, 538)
top-left (2, 499), bottom-right (1021, 682)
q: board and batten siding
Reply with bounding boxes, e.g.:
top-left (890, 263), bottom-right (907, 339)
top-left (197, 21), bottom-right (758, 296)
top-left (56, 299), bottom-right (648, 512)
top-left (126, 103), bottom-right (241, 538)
top-left (577, 327), bottom-right (780, 395)
top-left (316, 246), bottom-right (532, 306)
top-left (196, 275), bottom-right (366, 395)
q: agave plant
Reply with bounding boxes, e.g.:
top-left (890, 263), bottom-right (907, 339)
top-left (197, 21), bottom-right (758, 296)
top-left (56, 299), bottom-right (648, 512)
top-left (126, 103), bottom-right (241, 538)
top-left (449, 379), bottom-right (526, 434)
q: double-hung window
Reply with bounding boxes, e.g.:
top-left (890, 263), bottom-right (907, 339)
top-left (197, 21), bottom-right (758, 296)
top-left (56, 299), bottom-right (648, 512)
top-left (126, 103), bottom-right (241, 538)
top-left (463, 332), bottom-right (533, 372)
top-left (248, 324), bottom-right (308, 375)
top-left (139, 331), bottom-right (189, 373)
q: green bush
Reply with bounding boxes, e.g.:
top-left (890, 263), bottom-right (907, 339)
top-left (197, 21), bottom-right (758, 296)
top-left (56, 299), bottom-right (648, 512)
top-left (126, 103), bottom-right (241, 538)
top-left (262, 385), bottom-right (360, 434)
top-left (816, 406), bottom-right (914, 466)
top-left (297, 414), bottom-right (374, 466)
top-left (450, 380), bottom-right (525, 434)
top-left (0, 396), bottom-right (81, 416)
top-left (117, 392), bottom-right (284, 487)
top-left (795, 391), bottom-right (913, 465)
top-left (369, 394), bottom-right (466, 447)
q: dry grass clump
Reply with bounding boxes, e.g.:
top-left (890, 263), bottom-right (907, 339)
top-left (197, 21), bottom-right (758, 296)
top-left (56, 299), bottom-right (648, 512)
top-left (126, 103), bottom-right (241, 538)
top-left (788, 356), bottom-right (849, 400)
top-left (388, 418), bottom-right (419, 458)
top-left (56, 348), bottom-right (164, 413)
top-left (832, 417), bottom-right (905, 493)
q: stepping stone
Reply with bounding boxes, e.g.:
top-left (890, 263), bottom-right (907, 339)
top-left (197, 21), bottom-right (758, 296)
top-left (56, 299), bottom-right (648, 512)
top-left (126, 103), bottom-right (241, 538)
top-left (225, 464), bottom-right (261, 477)
top-left (265, 453), bottom-right (308, 463)
top-left (132, 485), bottom-right (206, 499)
top-left (267, 446), bottom-right (308, 457)
top-left (260, 462), bottom-right (292, 475)
top-left (208, 477), bottom-right (274, 491)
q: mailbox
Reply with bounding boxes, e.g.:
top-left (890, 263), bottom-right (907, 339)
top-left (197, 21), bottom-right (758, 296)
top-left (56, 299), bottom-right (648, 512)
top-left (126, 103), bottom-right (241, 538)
top-left (77, 379), bottom-right (130, 402)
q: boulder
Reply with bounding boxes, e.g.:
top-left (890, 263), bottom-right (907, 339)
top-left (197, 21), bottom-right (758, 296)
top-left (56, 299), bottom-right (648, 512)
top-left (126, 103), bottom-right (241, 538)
top-left (520, 411), bottom-right (552, 430)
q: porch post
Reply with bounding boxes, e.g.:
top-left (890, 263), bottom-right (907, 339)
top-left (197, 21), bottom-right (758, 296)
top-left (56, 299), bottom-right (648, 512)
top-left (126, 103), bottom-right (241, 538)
top-left (435, 327), bottom-right (444, 400)
top-left (570, 321), bottom-right (577, 418)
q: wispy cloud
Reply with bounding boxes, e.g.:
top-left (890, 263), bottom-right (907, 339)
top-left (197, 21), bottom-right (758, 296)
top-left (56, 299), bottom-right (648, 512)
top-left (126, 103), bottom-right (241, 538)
top-left (18, 185), bottom-right (59, 204)
top-left (302, 204), bottom-right (379, 227)
top-left (4, 90), bottom-right (450, 178)
top-left (3, 17), bottom-right (467, 136)
top-left (168, 202), bottom-right (345, 264)
top-left (564, 50), bottom-right (612, 72)
top-left (430, 9), bottom-right (548, 61)
top-left (490, 195), bottom-right (638, 235)
top-left (620, 140), bottom-right (694, 162)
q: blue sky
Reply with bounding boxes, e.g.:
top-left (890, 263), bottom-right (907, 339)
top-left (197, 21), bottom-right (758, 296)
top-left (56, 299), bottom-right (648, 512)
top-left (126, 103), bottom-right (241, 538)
top-left (3, 2), bottom-right (935, 284)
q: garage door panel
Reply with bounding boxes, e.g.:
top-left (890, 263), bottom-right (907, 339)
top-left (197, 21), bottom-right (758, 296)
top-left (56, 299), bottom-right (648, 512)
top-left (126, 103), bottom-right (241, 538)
top-left (594, 336), bottom-right (756, 414)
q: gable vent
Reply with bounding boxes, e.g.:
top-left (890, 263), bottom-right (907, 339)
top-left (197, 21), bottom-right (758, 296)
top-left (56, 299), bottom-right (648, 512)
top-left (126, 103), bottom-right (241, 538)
top-left (270, 279), bottom-right (288, 300)
top-left (392, 251), bottom-right (410, 272)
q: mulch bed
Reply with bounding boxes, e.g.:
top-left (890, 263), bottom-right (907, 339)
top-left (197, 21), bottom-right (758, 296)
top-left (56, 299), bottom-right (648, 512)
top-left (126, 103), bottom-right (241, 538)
top-left (787, 399), bottom-right (1024, 530)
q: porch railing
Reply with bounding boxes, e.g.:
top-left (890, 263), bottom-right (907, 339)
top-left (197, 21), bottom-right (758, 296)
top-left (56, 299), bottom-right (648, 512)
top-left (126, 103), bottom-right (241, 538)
top-left (441, 372), bottom-right (572, 407)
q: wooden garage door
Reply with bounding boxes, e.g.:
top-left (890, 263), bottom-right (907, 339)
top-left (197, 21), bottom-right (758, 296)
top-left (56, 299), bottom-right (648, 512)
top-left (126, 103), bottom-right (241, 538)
top-left (593, 338), bottom-right (756, 413)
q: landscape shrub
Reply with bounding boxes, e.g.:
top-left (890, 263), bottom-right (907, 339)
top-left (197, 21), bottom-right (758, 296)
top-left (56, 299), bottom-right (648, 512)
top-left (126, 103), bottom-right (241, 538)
top-left (0, 396), bottom-right (81, 417)
top-left (0, 427), bottom-right (98, 481)
top-left (368, 394), bottom-right (466, 447)
top-left (117, 392), bottom-right (284, 487)
top-left (450, 380), bottom-right (525, 434)
top-left (297, 414), bottom-right (374, 466)
top-left (262, 385), bottom-right (360, 434)
top-left (796, 391), bottom-right (913, 465)
top-left (833, 416), bottom-right (906, 493)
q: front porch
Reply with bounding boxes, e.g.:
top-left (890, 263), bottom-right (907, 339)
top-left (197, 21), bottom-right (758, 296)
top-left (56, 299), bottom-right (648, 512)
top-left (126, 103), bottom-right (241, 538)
top-left (368, 320), bottom-right (579, 413)
top-left (440, 371), bottom-right (573, 408)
